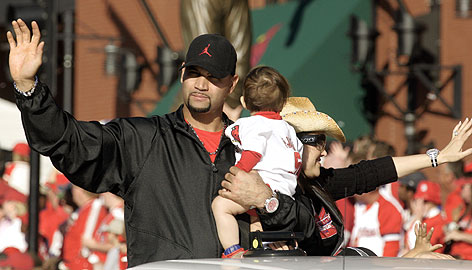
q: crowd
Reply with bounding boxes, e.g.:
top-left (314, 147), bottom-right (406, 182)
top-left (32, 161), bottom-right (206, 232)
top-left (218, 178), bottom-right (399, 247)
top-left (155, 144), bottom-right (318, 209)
top-left (323, 137), bottom-right (472, 259)
top-left (2, 135), bottom-right (472, 268)
top-left (0, 143), bottom-right (127, 270)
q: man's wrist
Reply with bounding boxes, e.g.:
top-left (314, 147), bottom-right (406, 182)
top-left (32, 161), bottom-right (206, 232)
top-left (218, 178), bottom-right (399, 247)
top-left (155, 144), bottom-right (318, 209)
top-left (255, 186), bottom-right (274, 209)
top-left (14, 78), bottom-right (35, 91)
top-left (13, 76), bottom-right (38, 97)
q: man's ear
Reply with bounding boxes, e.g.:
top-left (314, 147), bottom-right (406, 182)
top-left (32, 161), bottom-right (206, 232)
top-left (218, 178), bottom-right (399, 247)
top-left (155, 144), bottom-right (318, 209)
top-left (180, 63), bottom-right (186, 83)
top-left (229, 74), bottom-right (239, 94)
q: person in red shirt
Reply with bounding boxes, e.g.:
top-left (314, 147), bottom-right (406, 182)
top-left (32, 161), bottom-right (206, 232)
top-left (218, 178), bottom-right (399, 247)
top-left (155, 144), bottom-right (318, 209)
top-left (2, 143), bottom-right (30, 196)
top-left (39, 170), bottom-right (71, 259)
top-left (0, 247), bottom-right (34, 270)
top-left (439, 161), bottom-right (466, 220)
top-left (60, 186), bottom-right (107, 270)
top-left (83, 192), bottom-right (125, 269)
top-left (350, 189), bottom-right (403, 257)
top-left (404, 180), bottom-right (446, 253)
top-left (444, 181), bottom-right (472, 259)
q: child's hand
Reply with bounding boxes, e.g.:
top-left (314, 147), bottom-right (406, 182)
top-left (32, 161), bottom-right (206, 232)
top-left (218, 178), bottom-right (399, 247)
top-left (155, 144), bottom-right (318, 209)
top-left (413, 222), bottom-right (443, 253)
top-left (402, 222), bottom-right (443, 258)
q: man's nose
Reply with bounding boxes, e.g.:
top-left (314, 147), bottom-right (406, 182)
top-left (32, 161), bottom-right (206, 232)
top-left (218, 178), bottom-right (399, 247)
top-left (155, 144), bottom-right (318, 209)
top-left (195, 76), bottom-right (209, 91)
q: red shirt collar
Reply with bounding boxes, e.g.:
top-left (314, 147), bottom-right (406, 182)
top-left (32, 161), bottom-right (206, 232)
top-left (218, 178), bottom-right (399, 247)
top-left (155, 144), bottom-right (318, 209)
top-left (253, 111), bottom-right (282, 120)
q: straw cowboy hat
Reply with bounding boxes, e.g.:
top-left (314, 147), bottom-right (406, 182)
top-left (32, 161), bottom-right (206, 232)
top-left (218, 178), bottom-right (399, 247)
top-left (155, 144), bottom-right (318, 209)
top-left (280, 97), bottom-right (346, 142)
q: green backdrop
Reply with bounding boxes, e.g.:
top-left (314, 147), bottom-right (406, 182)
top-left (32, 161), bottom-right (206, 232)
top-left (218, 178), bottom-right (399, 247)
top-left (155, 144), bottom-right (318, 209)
top-left (150, 0), bottom-right (372, 141)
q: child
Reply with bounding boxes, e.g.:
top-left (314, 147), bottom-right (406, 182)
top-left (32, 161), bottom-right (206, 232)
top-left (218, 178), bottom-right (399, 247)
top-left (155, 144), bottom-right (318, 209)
top-left (211, 66), bottom-right (303, 258)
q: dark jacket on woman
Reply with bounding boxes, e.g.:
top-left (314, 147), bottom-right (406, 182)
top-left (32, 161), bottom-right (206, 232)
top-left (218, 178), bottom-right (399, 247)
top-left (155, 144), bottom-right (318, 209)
top-left (259, 156), bottom-right (398, 255)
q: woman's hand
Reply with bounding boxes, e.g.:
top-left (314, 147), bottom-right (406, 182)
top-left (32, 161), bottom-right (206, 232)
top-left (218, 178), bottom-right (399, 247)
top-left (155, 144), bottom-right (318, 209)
top-left (439, 118), bottom-right (472, 164)
top-left (392, 118), bottom-right (472, 178)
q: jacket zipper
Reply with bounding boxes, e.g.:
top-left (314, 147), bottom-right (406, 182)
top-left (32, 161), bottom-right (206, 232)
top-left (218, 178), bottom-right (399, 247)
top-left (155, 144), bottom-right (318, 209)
top-left (177, 125), bottom-right (230, 257)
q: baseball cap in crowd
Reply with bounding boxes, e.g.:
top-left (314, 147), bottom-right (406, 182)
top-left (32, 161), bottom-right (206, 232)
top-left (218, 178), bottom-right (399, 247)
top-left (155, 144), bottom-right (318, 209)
top-left (398, 172), bottom-right (426, 191)
top-left (414, 180), bottom-right (441, 205)
top-left (12, 143), bottom-right (30, 157)
top-left (180, 34), bottom-right (237, 79)
top-left (0, 247), bottom-right (34, 270)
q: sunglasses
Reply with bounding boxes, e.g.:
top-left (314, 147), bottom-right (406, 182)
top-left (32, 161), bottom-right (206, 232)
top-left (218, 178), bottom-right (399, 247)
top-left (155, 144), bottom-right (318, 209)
top-left (298, 134), bottom-right (327, 151)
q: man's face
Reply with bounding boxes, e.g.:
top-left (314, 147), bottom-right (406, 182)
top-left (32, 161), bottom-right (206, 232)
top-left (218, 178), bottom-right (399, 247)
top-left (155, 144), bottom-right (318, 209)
top-left (398, 184), bottom-right (415, 204)
top-left (180, 65), bottom-right (237, 114)
top-left (461, 183), bottom-right (472, 204)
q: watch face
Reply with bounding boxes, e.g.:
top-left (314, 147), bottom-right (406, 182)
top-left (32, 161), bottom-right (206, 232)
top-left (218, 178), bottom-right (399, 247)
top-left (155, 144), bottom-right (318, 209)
top-left (266, 197), bottom-right (279, 213)
top-left (426, 149), bottom-right (439, 157)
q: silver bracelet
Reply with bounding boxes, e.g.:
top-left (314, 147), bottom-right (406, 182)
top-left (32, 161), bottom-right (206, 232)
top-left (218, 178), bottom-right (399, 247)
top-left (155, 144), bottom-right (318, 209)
top-left (13, 76), bottom-right (38, 97)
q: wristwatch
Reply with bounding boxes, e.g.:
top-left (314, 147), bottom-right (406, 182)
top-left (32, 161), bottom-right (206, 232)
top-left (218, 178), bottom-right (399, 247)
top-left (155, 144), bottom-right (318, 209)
top-left (259, 191), bottom-right (279, 214)
top-left (426, 148), bottom-right (440, 167)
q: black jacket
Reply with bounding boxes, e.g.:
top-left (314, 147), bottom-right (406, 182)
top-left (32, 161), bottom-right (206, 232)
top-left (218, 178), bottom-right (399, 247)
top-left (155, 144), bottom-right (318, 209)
top-left (260, 157), bottom-right (398, 256)
top-left (15, 82), bottom-right (245, 266)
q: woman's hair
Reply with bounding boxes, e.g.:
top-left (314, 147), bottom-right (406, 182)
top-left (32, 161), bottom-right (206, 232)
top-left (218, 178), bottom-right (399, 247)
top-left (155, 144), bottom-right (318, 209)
top-left (242, 66), bottom-right (290, 112)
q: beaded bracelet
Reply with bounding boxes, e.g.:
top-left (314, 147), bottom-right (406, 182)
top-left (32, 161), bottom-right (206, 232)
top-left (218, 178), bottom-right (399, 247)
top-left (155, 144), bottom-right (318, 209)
top-left (13, 76), bottom-right (38, 97)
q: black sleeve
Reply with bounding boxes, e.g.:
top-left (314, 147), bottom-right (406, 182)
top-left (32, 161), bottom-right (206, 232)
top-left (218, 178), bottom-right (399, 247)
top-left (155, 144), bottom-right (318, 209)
top-left (317, 156), bottom-right (398, 201)
top-left (258, 193), bottom-right (318, 238)
top-left (15, 82), bottom-right (157, 197)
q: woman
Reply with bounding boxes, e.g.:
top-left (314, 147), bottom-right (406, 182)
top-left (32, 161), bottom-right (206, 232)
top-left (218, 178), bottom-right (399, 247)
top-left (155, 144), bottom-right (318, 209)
top-left (223, 97), bottom-right (472, 257)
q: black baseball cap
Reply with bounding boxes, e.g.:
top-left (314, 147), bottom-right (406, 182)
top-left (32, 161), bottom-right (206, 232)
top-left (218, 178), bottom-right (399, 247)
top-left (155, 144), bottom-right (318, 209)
top-left (180, 34), bottom-right (237, 79)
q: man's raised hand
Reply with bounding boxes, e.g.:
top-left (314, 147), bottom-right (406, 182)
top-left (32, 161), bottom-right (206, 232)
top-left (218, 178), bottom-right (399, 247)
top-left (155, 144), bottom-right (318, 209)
top-left (7, 19), bottom-right (44, 91)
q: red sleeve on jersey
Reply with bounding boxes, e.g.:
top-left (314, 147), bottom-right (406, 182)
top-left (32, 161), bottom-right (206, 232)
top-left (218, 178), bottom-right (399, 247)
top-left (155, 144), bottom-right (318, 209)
top-left (383, 241), bottom-right (400, 257)
top-left (235, 150), bottom-right (262, 172)
top-left (378, 198), bottom-right (402, 256)
top-left (378, 200), bottom-right (402, 236)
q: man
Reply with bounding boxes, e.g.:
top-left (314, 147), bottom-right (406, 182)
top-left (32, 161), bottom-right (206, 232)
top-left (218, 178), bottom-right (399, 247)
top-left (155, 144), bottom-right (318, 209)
top-left (7, 19), bottom-right (274, 267)
top-left (350, 188), bottom-right (403, 257)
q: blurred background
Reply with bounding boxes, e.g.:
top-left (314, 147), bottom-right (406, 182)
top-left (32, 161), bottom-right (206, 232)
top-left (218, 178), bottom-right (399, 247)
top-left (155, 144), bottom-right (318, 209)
top-left (1, 0), bottom-right (470, 157)
top-left (1, 0), bottom-right (472, 267)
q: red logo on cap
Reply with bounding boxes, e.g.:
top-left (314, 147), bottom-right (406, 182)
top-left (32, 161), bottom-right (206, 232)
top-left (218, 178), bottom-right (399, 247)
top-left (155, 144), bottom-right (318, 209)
top-left (199, 44), bottom-right (212, 57)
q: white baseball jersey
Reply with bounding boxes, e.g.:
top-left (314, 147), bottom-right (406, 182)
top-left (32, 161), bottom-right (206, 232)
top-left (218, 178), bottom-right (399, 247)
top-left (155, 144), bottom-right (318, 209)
top-left (225, 115), bottom-right (303, 197)
top-left (350, 194), bottom-right (403, 257)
